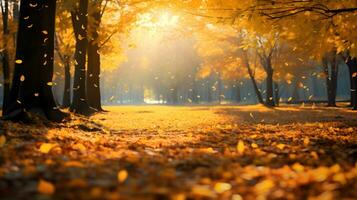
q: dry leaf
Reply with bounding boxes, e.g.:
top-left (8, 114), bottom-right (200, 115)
top-left (38, 179), bottom-right (55, 195)
top-left (118, 170), bottom-right (128, 183)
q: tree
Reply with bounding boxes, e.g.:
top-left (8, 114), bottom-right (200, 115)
top-left (0, 0), bottom-right (11, 112)
top-left (3, 0), bottom-right (68, 122)
top-left (70, 0), bottom-right (93, 115)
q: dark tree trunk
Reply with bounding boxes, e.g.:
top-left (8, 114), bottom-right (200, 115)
top-left (4, 0), bottom-right (67, 122)
top-left (1, 0), bottom-right (10, 113)
top-left (207, 80), bottom-right (213, 103)
top-left (243, 53), bottom-right (264, 104)
top-left (218, 74), bottom-right (223, 104)
top-left (274, 82), bottom-right (279, 106)
top-left (292, 79), bottom-right (300, 103)
top-left (70, 0), bottom-right (92, 115)
top-left (346, 57), bottom-right (357, 110)
top-left (86, 4), bottom-right (103, 111)
top-left (322, 55), bottom-right (338, 107)
top-left (62, 57), bottom-right (71, 108)
top-left (265, 65), bottom-right (275, 106)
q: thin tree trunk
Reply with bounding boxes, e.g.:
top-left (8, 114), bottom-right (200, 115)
top-left (347, 57), bottom-right (357, 110)
top-left (235, 83), bottom-right (241, 103)
top-left (1, 0), bottom-right (10, 113)
top-left (243, 53), bottom-right (264, 104)
top-left (265, 65), bottom-right (275, 106)
top-left (4, 0), bottom-right (67, 122)
top-left (218, 73), bottom-right (222, 104)
top-left (62, 57), bottom-right (71, 108)
top-left (70, 0), bottom-right (92, 115)
top-left (274, 81), bottom-right (279, 106)
top-left (322, 55), bottom-right (338, 107)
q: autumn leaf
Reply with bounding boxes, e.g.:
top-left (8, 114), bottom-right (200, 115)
top-left (118, 170), bottom-right (128, 183)
top-left (237, 140), bottom-right (245, 154)
top-left (38, 180), bottom-right (55, 195)
top-left (214, 182), bottom-right (231, 193)
top-left (39, 143), bottom-right (57, 154)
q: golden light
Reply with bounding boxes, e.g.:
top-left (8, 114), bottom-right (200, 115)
top-left (136, 10), bottom-right (180, 30)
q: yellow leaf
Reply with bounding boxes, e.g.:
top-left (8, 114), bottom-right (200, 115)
top-left (72, 143), bottom-right (86, 152)
top-left (118, 170), bottom-right (128, 183)
top-left (15, 59), bottom-right (23, 64)
top-left (64, 161), bottom-right (84, 168)
top-left (214, 182), bottom-right (231, 193)
top-left (0, 135), bottom-right (6, 147)
top-left (236, 140), bottom-right (245, 154)
top-left (39, 143), bottom-right (57, 154)
top-left (303, 138), bottom-right (310, 146)
top-left (251, 143), bottom-right (258, 148)
top-left (276, 143), bottom-right (285, 150)
top-left (255, 179), bottom-right (274, 194)
top-left (292, 163), bottom-right (304, 172)
top-left (192, 185), bottom-right (216, 198)
top-left (38, 179), bottom-right (55, 195)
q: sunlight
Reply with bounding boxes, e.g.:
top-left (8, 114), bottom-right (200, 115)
top-left (136, 10), bottom-right (180, 30)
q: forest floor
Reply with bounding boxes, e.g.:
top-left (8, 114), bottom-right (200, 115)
top-left (0, 104), bottom-right (357, 200)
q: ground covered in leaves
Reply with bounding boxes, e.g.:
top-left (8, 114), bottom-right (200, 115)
top-left (0, 105), bottom-right (357, 200)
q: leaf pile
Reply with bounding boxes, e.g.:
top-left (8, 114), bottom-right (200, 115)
top-left (0, 105), bottom-right (356, 200)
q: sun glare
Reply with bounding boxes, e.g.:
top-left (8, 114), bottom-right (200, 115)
top-left (136, 10), bottom-right (179, 30)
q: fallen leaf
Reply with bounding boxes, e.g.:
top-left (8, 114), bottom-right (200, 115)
top-left (39, 143), bottom-right (57, 154)
top-left (214, 182), bottom-right (231, 193)
top-left (38, 179), bottom-right (55, 195)
top-left (237, 140), bottom-right (245, 154)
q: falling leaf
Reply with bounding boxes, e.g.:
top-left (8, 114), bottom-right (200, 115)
top-left (118, 170), bottom-right (128, 183)
top-left (20, 75), bottom-right (25, 82)
top-left (39, 143), bottom-right (57, 154)
top-left (38, 180), bottom-right (55, 195)
top-left (15, 59), bottom-right (23, 64)
top-left (237, 140), bottom-right (245, 154)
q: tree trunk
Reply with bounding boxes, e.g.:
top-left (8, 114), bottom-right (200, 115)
top-left (347, 57), bottom-right (357, 110)
top-left (218, 74), bottom-right (222, 104)
top-left (62, 57), bottom-right (71, 108)
top-left (274, 81), bottom-right (279, 106)
top-left (322, 55), bottom-right (338, 107)
top-left (86, 4), bottom-right (103, 111)
top-left (1, 0), bottom-right (10, 113)
top-left (243, 53), bottom-right (264, 104)
top-left (292, 79), bottom-right (300, 103)
top-left (4, 0), bottom-right (67, 122)
top-left (265, 65), bottom-right (275, 106)
top-left (70, 0), bottom-right (92, 115)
